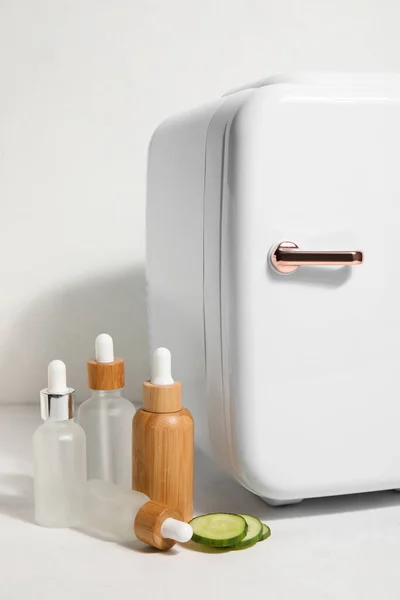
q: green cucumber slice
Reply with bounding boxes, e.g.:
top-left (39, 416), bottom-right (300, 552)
top-left (231, 514), bottom-right (263, 549)
top-left (260, 523), bottom-right (271, 541)
top-left (189, 513), bottom-right (247, 547)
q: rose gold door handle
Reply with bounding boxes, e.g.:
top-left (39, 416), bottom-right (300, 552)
top-left (270, 241), bottom-right (364, 274)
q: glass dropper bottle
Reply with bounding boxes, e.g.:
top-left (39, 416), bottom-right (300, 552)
top-left (80, 479), bottom-right (193, 550)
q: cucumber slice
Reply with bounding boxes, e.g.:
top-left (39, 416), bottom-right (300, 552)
top-left (231, 514), bottom-right (263, 549)
top-left (260, 523), bottom-right (271, 541)
top-left (189, 513), bottom-right (248, 547)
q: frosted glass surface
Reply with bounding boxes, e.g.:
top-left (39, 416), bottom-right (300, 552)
top-left (77, 390), bottom-right (136, 487)
top-left (80, 479), bottom-right (149, 542)
top-left (33, 420), bottom-right (87, 527)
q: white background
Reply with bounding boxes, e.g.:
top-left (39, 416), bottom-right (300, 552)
top-left (1, 0), bottom-right (400, 403)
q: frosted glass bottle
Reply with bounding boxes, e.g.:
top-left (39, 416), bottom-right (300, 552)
top-left (33, 360), bottom-right (87, 528)
top-left (80, 479), bottom-right (193, 549)
top-left (77, 334), bottom-right (135, 487)
top-left (77, 389), bottom-right (135, 487)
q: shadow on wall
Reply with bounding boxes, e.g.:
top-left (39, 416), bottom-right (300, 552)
top-left (0, 265), bottom-right (149, 404)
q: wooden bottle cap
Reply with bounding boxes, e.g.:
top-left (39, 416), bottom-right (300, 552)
top-left (134, 500), bottom-right (182, 550)
top-left (87, 358), bottom-right (125, 390)
top-left (142, 381), bottom-right (182, 413)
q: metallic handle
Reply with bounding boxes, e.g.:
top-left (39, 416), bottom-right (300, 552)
top-left (270, 241), bottom-right (364, 274)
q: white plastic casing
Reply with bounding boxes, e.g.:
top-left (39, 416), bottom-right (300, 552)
top-left (147, 74), bottom-right (400, 504)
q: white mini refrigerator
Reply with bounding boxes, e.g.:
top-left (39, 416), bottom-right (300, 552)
top-left (146, 74), bottom-right (400, 505)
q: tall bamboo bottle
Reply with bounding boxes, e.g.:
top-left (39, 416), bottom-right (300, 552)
top-left (132, 348), bottom-right (194, 522)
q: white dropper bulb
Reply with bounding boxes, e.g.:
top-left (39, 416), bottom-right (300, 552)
top-left (151, 347), bottom-right (174, 386)
top-left (160, 518), bottom-right (193, 543)
top-left (95, 333), bottom-right (114, 364)
top-left (47, 360), bottom-right (69, 394)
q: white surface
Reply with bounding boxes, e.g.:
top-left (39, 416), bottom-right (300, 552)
top-left (95, 334), bottom-right (115, 364)
top-left (151, 348), bottom-right (174, 386)
top-left (2, 2), bottom-right (400, 404)
top-left (2, 404), bottom-right (400, 599)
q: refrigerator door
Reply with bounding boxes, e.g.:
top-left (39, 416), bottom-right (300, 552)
top-left (209, 79), bottom-right (400, 503)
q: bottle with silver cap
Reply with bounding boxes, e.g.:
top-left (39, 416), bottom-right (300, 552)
top-left (33, 360), bottom-right (87, 527)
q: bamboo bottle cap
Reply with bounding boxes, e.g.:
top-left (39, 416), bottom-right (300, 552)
top-left (134, 500), bottom-right (191, 550)
top-left (143, 380), bottom-right (182, 412)
top-left (87, 334), bottom-right (125, 391)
